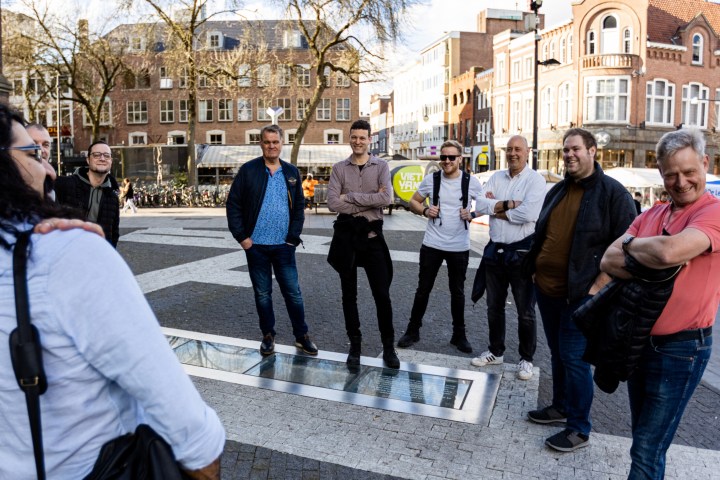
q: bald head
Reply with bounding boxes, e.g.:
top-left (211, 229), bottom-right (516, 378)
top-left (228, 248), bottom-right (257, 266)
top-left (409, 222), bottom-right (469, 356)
top-left (505, 135), bottom-right (530, 177)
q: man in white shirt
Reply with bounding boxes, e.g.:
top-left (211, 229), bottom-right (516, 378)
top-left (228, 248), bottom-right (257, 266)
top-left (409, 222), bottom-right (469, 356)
top-left (397, 140), bottom-right (483, 353)
top-left (468, 135), bottom-right (546, 380)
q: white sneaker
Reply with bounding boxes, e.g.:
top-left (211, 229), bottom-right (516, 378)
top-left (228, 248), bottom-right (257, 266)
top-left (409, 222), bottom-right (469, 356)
top-left (471, 351), bottom-right (504, 367)
top-left (517, 360), bottom-right (533, 380)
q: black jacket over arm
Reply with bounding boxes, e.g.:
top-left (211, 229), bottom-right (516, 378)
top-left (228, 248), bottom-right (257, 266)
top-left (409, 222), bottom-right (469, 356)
top-left (226, 157), bottom-right (304, 246)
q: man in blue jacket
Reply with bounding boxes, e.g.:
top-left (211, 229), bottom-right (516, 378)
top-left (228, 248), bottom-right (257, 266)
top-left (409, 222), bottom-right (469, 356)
top-left (525, 128), bottom-right (636, 452)
top-left (226, 124), bottom-right (317, 356)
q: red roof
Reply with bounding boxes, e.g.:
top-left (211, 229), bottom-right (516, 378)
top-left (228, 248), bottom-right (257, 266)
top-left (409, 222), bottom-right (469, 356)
top-left (648, 0), bottom-right (720, 43)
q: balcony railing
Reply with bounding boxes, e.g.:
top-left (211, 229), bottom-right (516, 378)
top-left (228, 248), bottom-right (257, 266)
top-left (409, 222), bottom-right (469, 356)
top-left (581, 54), bottom-right (639, 70)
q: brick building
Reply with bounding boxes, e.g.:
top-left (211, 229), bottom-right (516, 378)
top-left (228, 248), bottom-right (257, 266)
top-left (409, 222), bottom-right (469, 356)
top-left (491, 0), bottom-right (720, 174)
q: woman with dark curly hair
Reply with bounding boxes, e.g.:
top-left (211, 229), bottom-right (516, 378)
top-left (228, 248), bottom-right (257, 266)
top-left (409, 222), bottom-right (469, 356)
top-left (0, 104), bottom-right (224, 479)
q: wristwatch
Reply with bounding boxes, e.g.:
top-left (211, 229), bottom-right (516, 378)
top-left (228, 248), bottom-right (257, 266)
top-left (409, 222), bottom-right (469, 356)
top-left (622, 235), bottom-right (635, 254)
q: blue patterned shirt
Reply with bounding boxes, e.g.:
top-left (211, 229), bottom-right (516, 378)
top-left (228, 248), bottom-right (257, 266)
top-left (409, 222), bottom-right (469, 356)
top-left (252, 167), bottom-right (290, 245)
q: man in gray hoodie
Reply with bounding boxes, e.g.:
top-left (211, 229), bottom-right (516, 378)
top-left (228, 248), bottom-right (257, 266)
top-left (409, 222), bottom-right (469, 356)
top-left (55, 140), bottom-right (120, 247)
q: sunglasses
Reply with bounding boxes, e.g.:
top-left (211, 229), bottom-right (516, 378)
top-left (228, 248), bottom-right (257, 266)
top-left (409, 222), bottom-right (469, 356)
top-left (439, 155), bottom-right (460, 161)
top-left (2, 144), bottom-right (42, 163)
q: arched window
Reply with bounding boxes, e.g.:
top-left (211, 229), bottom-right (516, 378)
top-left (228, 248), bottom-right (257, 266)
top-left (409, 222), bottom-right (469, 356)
top-left (692, 33), bottom-right (704, 65)
top-left (453, 94), bottom-right (457, 106)
top-left (550, 40), bottom-right (556, 61)
top-left (587, 31), bottom-right (596, 55)
top-left (542, 43), bottom-right (549, 61)
top-left (459, 92), bottom-right (464, 104)
top-left (560, 37), bottom-right (566, 63)
top-left (568, 33), bottom-right (573, 62)
top-left (601, 15), bottom-right (619, 54)
top-left (623, 28), bottom-right (632, 54)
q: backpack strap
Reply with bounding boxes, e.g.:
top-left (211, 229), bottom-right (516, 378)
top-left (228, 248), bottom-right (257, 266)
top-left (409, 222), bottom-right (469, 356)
top-left (461, 172), bottom-right (471, 229)
top-left (431, 170), bottom-right (441, 206)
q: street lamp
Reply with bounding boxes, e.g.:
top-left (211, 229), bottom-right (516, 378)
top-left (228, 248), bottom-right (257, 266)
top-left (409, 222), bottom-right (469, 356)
top-left (531, 0), bottom-right (560, 169)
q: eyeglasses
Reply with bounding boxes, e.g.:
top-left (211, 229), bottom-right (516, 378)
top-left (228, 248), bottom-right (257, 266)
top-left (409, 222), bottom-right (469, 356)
top-left (90, 152), bottom-right (112, 159)
top-left (1, 144), bottom-right (42, 163)
top-left (439, 155), bottom-right (460, 162)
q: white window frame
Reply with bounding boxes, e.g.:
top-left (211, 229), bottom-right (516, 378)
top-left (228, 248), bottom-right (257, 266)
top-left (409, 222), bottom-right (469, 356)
top-left (126, 101), bottom-right (148, 124)
top-left (645, 79), bottom-right (675, 126)
top-left (237, 98), bottom-right (252, 121)
top-left (206, 130), bottom-right (225, 144)
top-left (129, 131), bottom-right (147, 145)
top-left (524, 56), bottom-right (533, 79)
top-left (207, 31), bottom-right (222, 49)
top-left (510, 96), bottom-right (521, 132)
top-left (257, 64), bottom-right (271, 88)
top-left (159, 99), bottom-right (174, 123)
top-left (128, 36), bottom-right (145, 52)
top-left (257, 99), bottom-right (271, 121)
top-left (167, 130), bottom-right (185, 145)
top-left (495, 98), bottom-right (506, 132)
top-left (587, 30), bottom-right (596, 55)
top-left (560, 37), bottom-right (566, 64)
top-left (179, 68), bottom-right (188, 89)
top-left (297, 64), bottom-right (310, 87)
top-left (512, 60), bottom-right (521, 82)
top-left (297, 98), bottom-right (310, 120)
top-left (584, 76), bottom-right (631, 124)
top-left (681, 82), bottom-right (709, 128)
top-left (558, 82), bottom-right (572, 125)
top-left (218, 99), bottom-right (232, 122)
top-left (495, 54), bottom-right (506, 85)
top-left (336, 98), bottom-right (351, 121)
top-left (317, 98), bottom-right (331, 121)
top-left (246, 129), bottom-right (261, 144)
top-left (277, 64), bottom-right (292, 87)
top-left (285, 128), bottom-right (297, 144)
top-left (568, 33), bottom-right (573, 62)
top-left (601, 14), bottom-right (619, 54)
top-left (623, 28), bottom-right (632, 54)
top-left (277, 98), bottom-right (292, 121)
top-left (692, 33), bottom-right (704, 65)
top-left (541, 86), bottom-right (555, 127)
top-left (199, 99), bottom-right (213, 122)
top-left (523, 95), bottom-right (534, 132)
top-left (283, 30), bottom-right (303, 48)
top-left (179, 100), bottom-right (188, 123)
top-left (324, 129), bottom-right (343, 144)
top-left (336, 73), bottom-right (351, 87)
top-left (83, 100), bottom-right (112, 126)
top-left (159, 66), bottom-right (173, 89)
top-left (238, 64), bottom-right (252, 87)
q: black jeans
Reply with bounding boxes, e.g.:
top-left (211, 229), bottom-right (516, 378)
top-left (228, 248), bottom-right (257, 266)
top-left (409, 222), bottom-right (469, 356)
top-left (408, 245), bottom-right (469, 332)
top-left (485, 261), bottom-right (536, 361)
top-left (339, 236), bottom-right (394, 340)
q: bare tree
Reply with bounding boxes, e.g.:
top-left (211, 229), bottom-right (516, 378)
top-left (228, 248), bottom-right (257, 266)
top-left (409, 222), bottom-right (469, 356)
top-left (276, 0), bottom-right (422, 165)
top-left (13, 2), bottom-right (127, 142)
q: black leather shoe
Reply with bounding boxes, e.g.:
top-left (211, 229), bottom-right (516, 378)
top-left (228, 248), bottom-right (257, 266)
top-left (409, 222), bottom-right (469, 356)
top-left (295, 334), bottom-right (318, 355)
top-left (260, 334), bottom-right (275, 356)
top-left (347, 336), bottom-right (362, 366)
top-left (383, 347), bottom-right (400, 369)
top-left (397, 329), bottom-right (420, 348)
top-left (450, 335), bottom-right (473, 354)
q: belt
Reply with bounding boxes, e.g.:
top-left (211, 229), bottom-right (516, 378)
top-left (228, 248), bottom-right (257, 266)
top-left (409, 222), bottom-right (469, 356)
top-left (651, 326), bottom-right (712, 347)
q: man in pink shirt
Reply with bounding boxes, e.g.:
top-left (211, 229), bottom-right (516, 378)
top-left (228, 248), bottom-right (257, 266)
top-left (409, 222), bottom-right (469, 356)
top-left (600, 128), bottom-right (720, 479)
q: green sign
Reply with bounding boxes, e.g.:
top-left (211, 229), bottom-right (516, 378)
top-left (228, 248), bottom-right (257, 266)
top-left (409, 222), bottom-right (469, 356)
top-left (393, 166), bottom-right (424, 202)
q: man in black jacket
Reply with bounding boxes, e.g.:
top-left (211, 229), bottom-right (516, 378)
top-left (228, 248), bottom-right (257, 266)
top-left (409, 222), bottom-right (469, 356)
top-left (525, 128), bottom-right (636, 452)
top-left (55, 140), bottom-right (120, 247)
top-left (226, 124), bottom-right (317, 357)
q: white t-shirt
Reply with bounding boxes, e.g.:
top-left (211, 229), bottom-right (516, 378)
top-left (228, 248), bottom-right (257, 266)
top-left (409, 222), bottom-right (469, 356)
top-left (416, 173), bottom-right (483, 252)
top-left (0, 228), bottom-right (225, 478)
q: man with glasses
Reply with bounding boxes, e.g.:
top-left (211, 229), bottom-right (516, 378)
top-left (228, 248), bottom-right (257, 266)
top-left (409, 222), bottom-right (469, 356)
top-left (467, 135), bottom-right (545, 381)
top-left (26, 123), bottom-right (57, 201)
top-left (397, 140), bottom-right (483, 354)
top-left (55, 141), bottom-right (120, 247)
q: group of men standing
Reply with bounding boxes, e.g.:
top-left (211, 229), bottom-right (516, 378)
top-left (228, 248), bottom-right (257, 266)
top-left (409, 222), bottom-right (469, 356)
top-left (225, 119), bottom-right (719, 478)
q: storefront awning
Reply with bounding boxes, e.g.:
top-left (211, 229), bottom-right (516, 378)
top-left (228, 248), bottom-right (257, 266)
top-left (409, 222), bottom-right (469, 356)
top-left (196, 144), bottom-right (350, 169)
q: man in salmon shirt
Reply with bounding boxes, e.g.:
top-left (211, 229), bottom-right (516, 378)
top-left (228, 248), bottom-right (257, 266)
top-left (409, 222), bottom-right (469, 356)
top-left (600, 128), bottom-right (720, 479)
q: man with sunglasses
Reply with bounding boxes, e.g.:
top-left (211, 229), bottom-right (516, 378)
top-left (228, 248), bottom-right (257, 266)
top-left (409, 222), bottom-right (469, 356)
top-left (55, 141), bottom-right (120, 247)
top-left (468, 135), bottom-right (545, 381)
top-left (397, 140), bottom-right (483, 354)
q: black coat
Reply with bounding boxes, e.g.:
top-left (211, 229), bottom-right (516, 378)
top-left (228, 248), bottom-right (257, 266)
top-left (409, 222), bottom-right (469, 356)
top-left (55, 167), bottom-right (120, 247)
top-left (571, 254), bottom-right (681, 393)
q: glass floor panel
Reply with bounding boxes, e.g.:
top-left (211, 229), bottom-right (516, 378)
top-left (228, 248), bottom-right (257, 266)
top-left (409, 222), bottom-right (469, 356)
top-left (164, 328), bottom-right (501, 424)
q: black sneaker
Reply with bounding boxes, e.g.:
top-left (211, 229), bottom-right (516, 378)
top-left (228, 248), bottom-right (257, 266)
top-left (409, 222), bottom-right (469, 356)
top-left (397, 329), bottom-right (419, 348)
top-left (260, 334), bottom-right (275, 356)
top-left (450, 334), bottom-right (473, 354)
top-left (295, 334), bottom-right (318, 355)
top-left (527, 406), bottom-right (567, 424)
top-left (545, 429), bottom-right (589, 452)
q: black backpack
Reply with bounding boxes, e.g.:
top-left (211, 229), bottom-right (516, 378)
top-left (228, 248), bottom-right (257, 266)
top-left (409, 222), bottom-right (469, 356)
top-left (431, 170), bottom-right (471, 229)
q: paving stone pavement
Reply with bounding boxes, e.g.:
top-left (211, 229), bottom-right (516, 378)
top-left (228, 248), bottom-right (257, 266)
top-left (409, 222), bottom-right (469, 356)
top-left (118, 208), bottom-right (720, 479)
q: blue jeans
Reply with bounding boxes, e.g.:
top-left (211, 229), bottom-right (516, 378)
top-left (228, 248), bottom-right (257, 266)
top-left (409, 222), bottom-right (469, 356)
top-left (627, 332), bottom-right (712, 480)
top-left (535, 288), bottom-right (594, 435)
top-left (408, 245), bottom-right (469, 332)
top-left (245, 243), bottom-right (308, 339)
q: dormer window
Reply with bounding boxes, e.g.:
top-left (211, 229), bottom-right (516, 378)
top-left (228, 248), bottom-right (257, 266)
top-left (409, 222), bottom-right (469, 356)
top-left (207, 31), bottom-right (222, 49)
top-left (692, 33), bottom-right (703, 65)
top-left (129, 36), bottom-right (145, 52)
top-left (283, 30), bottom-right (303, 48)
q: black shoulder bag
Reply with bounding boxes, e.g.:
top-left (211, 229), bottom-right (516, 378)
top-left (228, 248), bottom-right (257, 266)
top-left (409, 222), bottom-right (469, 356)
top-left (9, 230), bottom-right (190, 480)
